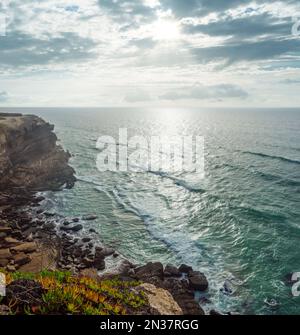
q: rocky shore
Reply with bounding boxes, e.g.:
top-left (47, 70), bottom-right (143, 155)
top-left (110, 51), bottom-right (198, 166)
top-left (0, 113), bottom-right (210, 315)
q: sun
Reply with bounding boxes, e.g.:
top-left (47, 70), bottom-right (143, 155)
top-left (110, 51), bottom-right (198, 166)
top-left (151, 20), bottom-right (181, 41)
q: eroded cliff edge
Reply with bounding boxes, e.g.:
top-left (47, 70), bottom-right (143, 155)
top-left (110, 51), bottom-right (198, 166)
top-left (0, 113), bottom-right (75, 193)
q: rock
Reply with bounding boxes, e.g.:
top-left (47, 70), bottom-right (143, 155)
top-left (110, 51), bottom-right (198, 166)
top-left (94, 248), bottom-right (106, 270)
top-left (99, 247), bottom-right (115, 257)
top-left (0, 115), bottom-right (76, 191)
top-left (0, 305), bottom-right (10, 315)
top-left (6, 264), bottom-right (16, 272)
top-left (4, 237), bottom-right (22, 247)
top-left (0, 248), bottom-right (13, 260)
top-left (82, 237), bottom-right (92, 243)
top-left (11, 242), bottom-right (37, 254)
top-left (164, 264), bottom-right (181, 277)
top-left (13, 252), bottom-right (31, 266)
top-left (179, 264), bottom-right (193, 274)
top-left (44, 212), bottom-right (56, 217)
top-left (135, 262), bottom-right (164, 281)
top-left (188, 271), bottom-right (208, 291)
top-left (113, 253), bottom-right (119, 258)
top-left (72, 218), bottom-right (80, 223)
top-left (43, 222), bottom-right (56, 231)
top-left (89, 228), bottom-right (97, 233)
top-left (82, 215), bottom-right (98, 221)
top-left (60, 224), bottom-right (83, 232)
top-left (0, 227), bottom-right (12, 234)
top-left (138, 283), bottom-right (183, 315)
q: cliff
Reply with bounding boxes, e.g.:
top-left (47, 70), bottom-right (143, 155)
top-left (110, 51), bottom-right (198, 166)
top-left (0, 113), bottom-right (75, 193)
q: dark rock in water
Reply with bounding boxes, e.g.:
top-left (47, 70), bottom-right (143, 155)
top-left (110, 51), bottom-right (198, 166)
top-left (72, 218), bottom-right (80, 223)
top-left (188, 271), bottom-right (209, 291)
top-left (113, 252), bottom-right (119, 258)
top-left (163, 278), bottom-right (205, 315)
top-left (63, 220), bottom-right (71, 226)
top-left (44, 212), bottom-right (56, 217)
top-left (164, 264), bottom-right (181, 277)
top-left (220, 280), bottom-right (233, 296)
top-left (179, 264), bottom-right (193, 274)
top-left (60, 224), bottom-right (83, 232)
top-left (210, 309), bottom-right (222, 315)
top-left (89, 228), bottom-right (97, 233)
top-left (135, 262), bottom-right (164, 281)
top-left (82, 215), bottom-right (98, 221)
top-left (82, 237), bottom-right (92, 243)
top-left (34, 196), bottom-right (45, 203)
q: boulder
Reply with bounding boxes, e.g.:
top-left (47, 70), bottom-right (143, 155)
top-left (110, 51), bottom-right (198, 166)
top-left (164, 264), bottom-right (181, 277)
top-left (11, 242), bottom-right (37, 254)
top-left (60, 224), bottom-right (83, 232)
top-left (135, 262), bottom-right (164, 281)
top-left (13, 253), bottom-right (31, 266)
top-left (188, 271), bottom-right (208, 291)
top-left (138, 283), bottom-right (183, 315)
top-left (4, 237), bottom-right (22, 247)
top-left (178, 264), bottom-right (193, 274)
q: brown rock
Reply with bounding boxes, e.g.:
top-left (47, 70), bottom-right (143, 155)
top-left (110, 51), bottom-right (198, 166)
top-left (13, 252), bottom-right (31, 266)
top-left (4, 237), bottom-right (22, 247)
top-left (164, 264), bottom-right (181, 277)
top-left (11, 242), bottom-right (37, 254)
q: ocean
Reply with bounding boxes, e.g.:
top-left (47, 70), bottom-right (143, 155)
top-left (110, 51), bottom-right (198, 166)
top-left (4, 107), bottom-right (300, 315)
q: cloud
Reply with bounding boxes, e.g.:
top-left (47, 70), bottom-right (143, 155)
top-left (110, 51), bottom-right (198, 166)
top-left (160, 84), bottom-right (249, 100)
top-left (0, 91), bottom-right (8, 102)
top-left (192, 38), bottom-right (300, 66)
top-left (124, 89), bottom-right (152, 102)
top-left (183, 13), bottom-right (292, 39)
top-left (160, 0), bottom-right (300, 17)
top-left (97, 0), bottom-right (156, 24)
top-left (0, 31), bottom-right (97, 67)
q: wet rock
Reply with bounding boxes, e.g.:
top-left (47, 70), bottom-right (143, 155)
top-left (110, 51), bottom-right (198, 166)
top-left (60, 224), bottom-right (83, 232)
top-left (72, 218), bottom-right (80, 223)
top-left (164, 264), bottom-right (181, 277)
top-left (82, 237), bottom-right (92, 243)
top-left (179, 264), bottom-right (193, 274)
top-left (43, 222), bottom-right (56, 231)
top-left (89, 228), bottom-right (97, 233)
top-left (188, 271), bottom-right (208, 291)
top-left (82, 215), bottom-right (98, 221)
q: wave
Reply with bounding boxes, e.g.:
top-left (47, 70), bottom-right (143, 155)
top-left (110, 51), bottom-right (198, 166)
top-left (241, 151), bottom-right (300, 165)
top-left (256, 171), bottom-right (300, 187)
top-left (148, 170), bottom-right (206, 193)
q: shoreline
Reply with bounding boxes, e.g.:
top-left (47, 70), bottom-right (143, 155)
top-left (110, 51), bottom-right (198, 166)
top-left (0, 113), bottom-right (212, 315)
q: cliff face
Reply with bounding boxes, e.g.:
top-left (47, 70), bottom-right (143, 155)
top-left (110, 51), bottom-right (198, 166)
top-left (0, 113), bottom-right (75, 192)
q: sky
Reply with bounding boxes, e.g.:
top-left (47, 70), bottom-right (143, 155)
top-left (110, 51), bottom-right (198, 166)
top-left (0, 0), bottom-right (300, 107)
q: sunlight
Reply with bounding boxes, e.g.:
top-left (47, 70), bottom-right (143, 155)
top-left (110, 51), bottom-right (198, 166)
top-left (151, 19), bottom-right (181, 41)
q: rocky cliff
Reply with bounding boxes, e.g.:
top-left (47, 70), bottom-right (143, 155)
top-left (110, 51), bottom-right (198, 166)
top-left (0, 113), bottom-right (75, 193)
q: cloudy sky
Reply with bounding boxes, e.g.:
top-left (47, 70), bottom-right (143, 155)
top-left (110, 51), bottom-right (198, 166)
top-left (0, 0), bottom-right (300, 107)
